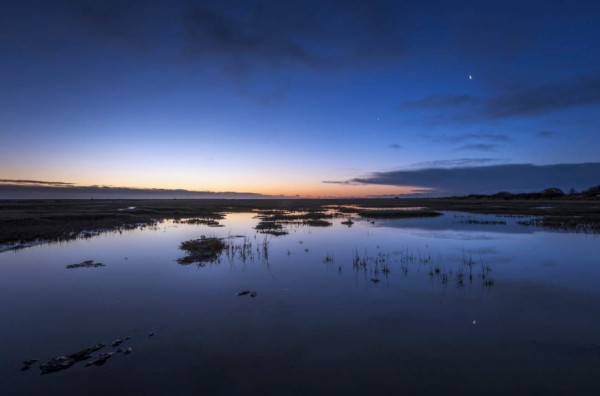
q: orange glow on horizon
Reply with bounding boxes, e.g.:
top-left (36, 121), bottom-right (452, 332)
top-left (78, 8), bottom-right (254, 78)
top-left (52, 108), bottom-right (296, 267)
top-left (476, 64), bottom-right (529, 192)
top-left (0, 177), bottom-right (427, 198)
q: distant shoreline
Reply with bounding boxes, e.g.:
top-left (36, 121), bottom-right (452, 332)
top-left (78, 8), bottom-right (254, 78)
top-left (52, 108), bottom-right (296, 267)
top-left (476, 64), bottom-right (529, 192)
top-left (1, 197), bottom-right (600, 250)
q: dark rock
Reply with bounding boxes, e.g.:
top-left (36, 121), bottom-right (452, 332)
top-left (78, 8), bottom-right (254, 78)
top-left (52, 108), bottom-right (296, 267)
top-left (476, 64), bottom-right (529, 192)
top-left (123, 348), bottom-right (133, 355)
top-left (69, 343), bottom-right (105, 360)
top-left (40, 343), bottom-right (105, 374)
top-left (237, 290), bottom-right (251, 296)
top-left (148, 332), bottom-right (155, 337)
top-left (23, 359), bottom-right (39, 366)
top-left (250, 292), bottom-right (257, 297)
top-left (370, 278), bottom-right (381, 283)
top-left (66, 260), bottom-right (105, 269)
top-left (40, 356), bottom-right (72, 374)
top-left (111, 337), bottom-right (130, 347)
top-left (20, 358), bottom-right (39, 371)
top-left (85, 353), bottom-right (113, 367)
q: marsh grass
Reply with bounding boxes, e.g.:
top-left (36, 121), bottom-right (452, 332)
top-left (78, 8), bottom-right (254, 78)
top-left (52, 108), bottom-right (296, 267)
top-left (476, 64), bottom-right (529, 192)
top-left (177, 236), bottom-right (227, 265)
top-left (254, 220), bottom-right (289, 236)
top-left (2, 198), bottom-right (599, 248)
top-left (303, 219), bottom-right (332, 227)
top-left (174, 218), bottom-right (223, 227)
top-left (253, 209), bottom-right (335, 234)
top-left (226, 236), bottom-right (253, 262)
top-left (351, 247), bottom-right (494, 290)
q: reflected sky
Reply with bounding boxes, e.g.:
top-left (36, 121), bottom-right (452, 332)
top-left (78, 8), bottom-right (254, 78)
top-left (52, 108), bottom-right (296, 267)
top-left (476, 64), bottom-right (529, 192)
top-left (1, 212), bottom-right (600, 394)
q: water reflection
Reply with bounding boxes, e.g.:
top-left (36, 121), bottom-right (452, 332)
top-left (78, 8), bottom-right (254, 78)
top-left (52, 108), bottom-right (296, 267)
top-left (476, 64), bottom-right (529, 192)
top-left (1, 211), bottom-right (600, 395)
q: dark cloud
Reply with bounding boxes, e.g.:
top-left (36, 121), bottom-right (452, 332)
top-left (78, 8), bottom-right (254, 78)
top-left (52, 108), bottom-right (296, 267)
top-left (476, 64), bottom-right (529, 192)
top-left (184, 3), bottom-right (320, 70)
top-left (183, 0), bottom-right (405, 73)
top-left (62, 0), bottom-right (407, 99)
top-left (336, 162), bottom-right (600, 196)
top-left (488, 74), bottom-right (600, 117)
top-left (456, 143), bottom-right (498, 152)
top-left (69, 0), bottom-right (140, 41)
top-left (399, 73), bottom-right (600, 120)
top-left (66, 0), bottom-right (166, 50)
top-left (365, 189), bottom-right (433, 198)
top-left (0, 179), bottom-right (74, 186)
top-left (0, 182), bottom-right (271, 199)
top-left (389, 143), bottom-right (402, 149)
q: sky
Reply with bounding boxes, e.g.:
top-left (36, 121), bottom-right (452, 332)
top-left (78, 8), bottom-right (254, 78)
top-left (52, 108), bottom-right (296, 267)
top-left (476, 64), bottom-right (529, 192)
top-left (1, 0), bottom-right (600, 198)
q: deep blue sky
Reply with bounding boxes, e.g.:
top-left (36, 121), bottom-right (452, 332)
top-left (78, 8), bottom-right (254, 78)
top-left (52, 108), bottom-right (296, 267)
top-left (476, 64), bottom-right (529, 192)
top-left (1, 0), bottom-right (599, 197)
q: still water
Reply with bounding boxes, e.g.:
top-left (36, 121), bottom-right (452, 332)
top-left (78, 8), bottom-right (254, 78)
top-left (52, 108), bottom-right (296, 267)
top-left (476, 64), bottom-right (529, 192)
top-left (2, 212), bottom-right (600, 395)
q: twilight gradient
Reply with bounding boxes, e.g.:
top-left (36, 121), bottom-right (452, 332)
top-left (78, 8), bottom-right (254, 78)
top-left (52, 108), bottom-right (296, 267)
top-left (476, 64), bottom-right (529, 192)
top-left (1, 1), bottom-right (599, 197)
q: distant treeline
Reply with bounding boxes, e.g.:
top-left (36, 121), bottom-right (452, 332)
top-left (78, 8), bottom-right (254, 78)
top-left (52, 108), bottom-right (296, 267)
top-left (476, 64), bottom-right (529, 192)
top-left (455, 185), bottom-right (600, 200)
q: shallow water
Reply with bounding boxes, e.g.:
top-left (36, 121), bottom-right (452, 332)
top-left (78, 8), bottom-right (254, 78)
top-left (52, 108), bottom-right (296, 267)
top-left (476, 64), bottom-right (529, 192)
top-left (2, 212), bottom-right (600, 395)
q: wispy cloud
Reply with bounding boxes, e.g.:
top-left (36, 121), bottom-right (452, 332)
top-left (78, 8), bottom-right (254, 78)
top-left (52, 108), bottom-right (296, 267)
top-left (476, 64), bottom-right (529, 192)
top-left (445, 133), bottom-right (509, 143)
top-left (183, 1), bottom-right (406, 74)
top-left (418, 133), bottom-right (507, 152)
top-left (321, 180), bottom-right (360, 185)
top-left (422, 133), bottom-right (510, 144)
top-left (456, 143), bottom-right (498, 152)
top-left (398, 73), bottom-right (600, 120)
top-left (488, 74), bottom-right (600, 117)
top-left (410, 158), bottom-right (499, 168)
top-left (537, 130), bottom-right (556, 138)
top-left (389, 143), bottom-right (402, 149)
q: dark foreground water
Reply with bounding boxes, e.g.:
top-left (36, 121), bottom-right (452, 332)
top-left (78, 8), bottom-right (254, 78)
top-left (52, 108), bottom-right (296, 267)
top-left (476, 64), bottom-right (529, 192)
top-left (2, 212), bottom-right (600, 395)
